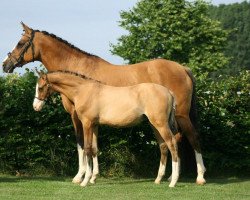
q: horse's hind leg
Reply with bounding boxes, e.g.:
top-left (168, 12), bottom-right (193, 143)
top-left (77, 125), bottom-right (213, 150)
top-left (90, 126), bottom-right (99, 184)
top-left (176, 115), bottom-right (206, 185)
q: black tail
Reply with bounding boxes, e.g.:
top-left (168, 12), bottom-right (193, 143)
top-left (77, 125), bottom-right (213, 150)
top-left (169, 95), bottom-right (178, 134)
top-left (184, 67), bottom-right (199, 131)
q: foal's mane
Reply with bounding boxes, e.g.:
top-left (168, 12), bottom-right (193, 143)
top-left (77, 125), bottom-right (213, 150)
top-left (33, 29), bottom-right (99, 58)
top-left (48, 70), bottom-right (102, 84)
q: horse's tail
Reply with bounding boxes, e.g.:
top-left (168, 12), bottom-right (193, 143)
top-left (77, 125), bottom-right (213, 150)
top-left (184, 67), bottom-right (199, 131)
top-left (169, 93), bottom-right (178, 134)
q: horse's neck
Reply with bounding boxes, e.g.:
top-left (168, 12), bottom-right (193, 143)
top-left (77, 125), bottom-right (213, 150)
top-left (36, 33), bottom-right (109, 74)
top-left (35, 32), bottom-right (136, 84)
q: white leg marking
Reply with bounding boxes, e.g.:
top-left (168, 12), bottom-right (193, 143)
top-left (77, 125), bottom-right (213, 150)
top-left (155, 162), bottom-right (166, 184)
top-left (72, 144), bottom-right (86, 184)
top-left (80, 154), bottom-right (92, 187)
top-left (195, 151), bottom-right (206, 185)
top-left (168, 156), bottom-right (181, 182)
top-left (90, 155), bottom-right (99, 184)
top-left (169, 161), bottom-right (179, 187)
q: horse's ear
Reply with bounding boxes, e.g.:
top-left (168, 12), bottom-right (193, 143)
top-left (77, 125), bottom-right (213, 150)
top-left (20, 22), bottom-right (32, 34)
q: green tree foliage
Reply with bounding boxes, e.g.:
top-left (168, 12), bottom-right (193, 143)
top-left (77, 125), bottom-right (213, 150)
top-left (197, 70), bottom-right (250, 172)
top-left (209, 1), bottom-right (250, 74)
top-left (111, 0), bottom-right (229, 75)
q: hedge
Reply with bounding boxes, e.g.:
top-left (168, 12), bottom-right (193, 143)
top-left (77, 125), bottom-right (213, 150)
top-left (0, 70), bottom-right (249, 177)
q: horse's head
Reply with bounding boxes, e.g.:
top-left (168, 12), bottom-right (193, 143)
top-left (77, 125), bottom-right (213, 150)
top-left (3, 22), bottom-right (37, 73)
top-left (33, 71), bottom-right (52, 111)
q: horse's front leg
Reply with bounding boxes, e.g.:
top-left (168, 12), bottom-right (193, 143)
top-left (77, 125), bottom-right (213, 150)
top-left (61, 94), bottom-right (86, 184)
top-left (80, 118), bottom-right (94, 187)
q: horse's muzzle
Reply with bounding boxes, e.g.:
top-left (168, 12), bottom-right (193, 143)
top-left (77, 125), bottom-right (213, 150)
top-left (2, 61), bottom-right (15, 73)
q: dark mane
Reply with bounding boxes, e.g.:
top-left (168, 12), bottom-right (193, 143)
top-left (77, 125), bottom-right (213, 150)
top-left (48, 70), bottom-right (103, 84)
top-left (33, 29), bottom-right (99, 58)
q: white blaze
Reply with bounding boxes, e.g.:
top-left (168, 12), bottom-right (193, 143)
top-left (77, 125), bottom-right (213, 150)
top-left (33, 83), bottom-right (45, 111)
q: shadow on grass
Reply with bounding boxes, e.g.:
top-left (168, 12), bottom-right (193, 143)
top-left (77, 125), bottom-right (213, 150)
top-left (176, 176), bottom-right (250, 185)
top-left (0, 175), bottom-right (249, 186)
top-left (0, 175), bottom-right (67, 183)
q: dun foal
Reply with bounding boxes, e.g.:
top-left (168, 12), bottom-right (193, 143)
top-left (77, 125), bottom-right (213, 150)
top-left (33, 71), bottom-right (179, 187)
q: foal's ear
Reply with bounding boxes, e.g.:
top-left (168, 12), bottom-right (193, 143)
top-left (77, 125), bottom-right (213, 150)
top-left (20, 22), bottom-right (32, 34)
top-left (35, 68), bottom-right (45, 77)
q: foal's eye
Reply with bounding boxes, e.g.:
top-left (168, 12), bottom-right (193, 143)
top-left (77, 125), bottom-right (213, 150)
top-left (38, 87), bottom-right (43, 91)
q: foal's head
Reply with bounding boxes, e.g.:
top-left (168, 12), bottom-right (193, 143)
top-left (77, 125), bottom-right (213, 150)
top-left (3, 22), bottom-right (37, 73)
top-left (33, 72), bottom-right (53, 111)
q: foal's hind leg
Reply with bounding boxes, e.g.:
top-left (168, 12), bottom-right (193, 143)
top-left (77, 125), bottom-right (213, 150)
top-left (149, 120), bottom-right (179, 187)
top-left (176, 115), bottom-right (206, 185)
top-left (151, 127), bottom-right (168, 184)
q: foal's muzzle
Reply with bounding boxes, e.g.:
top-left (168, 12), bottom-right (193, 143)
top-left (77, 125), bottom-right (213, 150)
top-left (33, 98), bottom-right (45, 112)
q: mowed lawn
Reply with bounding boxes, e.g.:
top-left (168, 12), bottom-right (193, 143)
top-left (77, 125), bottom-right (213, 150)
top-left (0, 175), bottom-right (249, 200)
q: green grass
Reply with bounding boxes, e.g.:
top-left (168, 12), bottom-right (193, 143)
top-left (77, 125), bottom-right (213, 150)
top-left (0, 175), bottom-right (249, 200)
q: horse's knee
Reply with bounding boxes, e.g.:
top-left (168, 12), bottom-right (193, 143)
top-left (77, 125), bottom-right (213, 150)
top-left (159, 143), bottom-right (168, 153)
top-left (84, 147), bottom-right (92, 156)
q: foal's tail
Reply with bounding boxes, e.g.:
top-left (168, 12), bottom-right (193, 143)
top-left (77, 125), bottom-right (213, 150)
top-left (169, 93), bottom-right (178, 134)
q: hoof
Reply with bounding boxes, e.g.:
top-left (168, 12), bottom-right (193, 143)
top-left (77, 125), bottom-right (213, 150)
top-left (72, 178), bottom-right (82, 184)
top-left (154, 178), bottom-right (161, 184)
top-left (196, 178), bottom-right (206, 185)
top-left (80, 182), bottom-right (88, 187)
top-left (167, 176), bottom-right (172, 182)
top-left (169, 184), bottom-right (175, 188)
top-left (90, 179), bottom-right (96, 184)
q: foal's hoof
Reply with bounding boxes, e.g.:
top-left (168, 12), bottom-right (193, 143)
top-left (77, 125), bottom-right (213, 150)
top-left (154, 179), bottom-right (161, 184)
top-left (168, 183), bottom-right (176, 188)
top-left (72, 178), bottom-right (82, 184)
top-left (196, 178), bottom-right (206, 185)
top-left (90, 179), bottom-right (96, 184)
top-left (80, 182), bottom-right (88, 187)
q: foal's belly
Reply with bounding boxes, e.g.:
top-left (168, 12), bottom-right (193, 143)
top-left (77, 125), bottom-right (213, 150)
top-left (98, 108), bottom-right (144, 127)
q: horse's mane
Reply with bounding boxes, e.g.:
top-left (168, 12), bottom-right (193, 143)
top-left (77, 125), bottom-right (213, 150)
top-left (48, 70), bottom-right (103, 84)
top-left (33, 29), bottom-right (99, 58)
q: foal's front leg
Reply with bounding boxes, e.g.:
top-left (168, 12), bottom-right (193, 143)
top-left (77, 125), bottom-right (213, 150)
top-left (61, 94), bottom-right (86, 184)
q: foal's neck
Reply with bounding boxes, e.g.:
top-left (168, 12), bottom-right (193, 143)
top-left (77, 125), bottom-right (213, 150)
top-left (47, 72), bottom-right (95, 102)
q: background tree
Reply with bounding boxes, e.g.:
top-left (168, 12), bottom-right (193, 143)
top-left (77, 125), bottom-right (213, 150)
top-left (208, 1), bottom-right (250, 74)
top-left (111, 0), bottom-right (229, 76)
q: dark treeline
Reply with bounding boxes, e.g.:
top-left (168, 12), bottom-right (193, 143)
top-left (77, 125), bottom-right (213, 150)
top-left (209, 1), bottom-right (250, 74)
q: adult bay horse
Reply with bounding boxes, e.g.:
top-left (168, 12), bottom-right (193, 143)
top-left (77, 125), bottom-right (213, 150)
top-left (2, 22), bottom-right (206, 185)
top-left (33, 70), bottom-right (179, 187)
